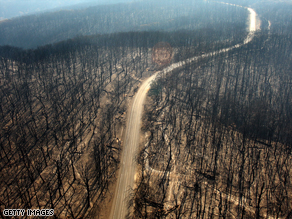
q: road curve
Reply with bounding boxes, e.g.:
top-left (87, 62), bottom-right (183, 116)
top-left (110, 4), bottom-right (259, 219)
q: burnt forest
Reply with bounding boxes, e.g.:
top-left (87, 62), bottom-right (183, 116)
top-left (0, 0), bottom-right (292, 218)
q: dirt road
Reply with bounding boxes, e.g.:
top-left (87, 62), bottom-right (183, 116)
top-left (109, 74), bottom-right (157, 219)
top-left (109, 4), bottom-right (259, 219)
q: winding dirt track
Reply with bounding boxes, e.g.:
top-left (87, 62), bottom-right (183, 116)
top-left (109, 3), bottom-right (259, 219)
